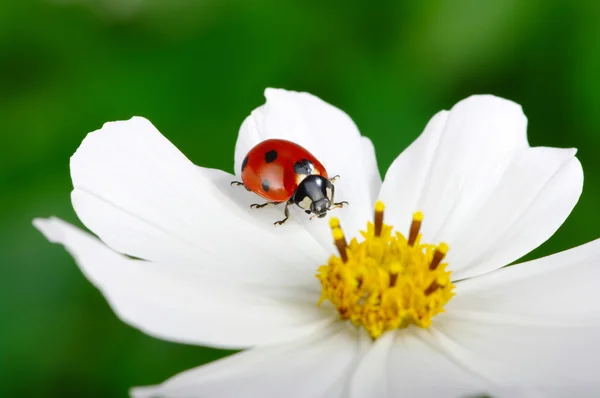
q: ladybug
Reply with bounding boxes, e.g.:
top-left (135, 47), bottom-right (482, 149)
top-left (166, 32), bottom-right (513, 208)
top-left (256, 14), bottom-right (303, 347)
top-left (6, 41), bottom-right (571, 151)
top-left (231, 139), bottom-right (348, 225)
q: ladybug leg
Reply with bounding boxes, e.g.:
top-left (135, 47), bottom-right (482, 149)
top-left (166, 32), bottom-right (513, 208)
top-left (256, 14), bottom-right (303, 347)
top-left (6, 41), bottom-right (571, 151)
top-left (250, 201), bottom-right (280, 209)
top-left (329, 175), bottom-right (341, 183)
top-left (331, 201), bottom-right (349, 209)
top-left (274, 201), bottom-right (292, 226)
top-left (230, 180), bottom-right (251, 191)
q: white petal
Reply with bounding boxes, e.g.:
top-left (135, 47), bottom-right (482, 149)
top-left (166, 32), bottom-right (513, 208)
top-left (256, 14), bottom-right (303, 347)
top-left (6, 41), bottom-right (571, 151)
top-left (350, 326), bottom-right (579, 398)
top-left (449, 237), bottom-right (600, 322)
top-left (34, 217), bottom-right (334, 349)
top-left (348, 331), bottom-right (395, 398)
top-left (436, 238), bottom-right (600, 392)
top-left (380, 95), bottom-right (582, 279)
top-left (71, 116), bottom-right (328, 287)
top-left (351, 328), bottom-right (492, 397)
top-left (131, 323), bottom-right (365, 398)
top-left (430, 317), bottom-right (600, 395)
top-left (235, 88), bottom-right (381, 247)
top-left (361, 136), bottom-right (382, 206)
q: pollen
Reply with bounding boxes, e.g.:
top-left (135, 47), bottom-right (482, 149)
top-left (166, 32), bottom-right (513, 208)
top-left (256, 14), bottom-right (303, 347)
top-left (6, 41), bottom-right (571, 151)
top-left (316, 201), bottom-right (455, 339)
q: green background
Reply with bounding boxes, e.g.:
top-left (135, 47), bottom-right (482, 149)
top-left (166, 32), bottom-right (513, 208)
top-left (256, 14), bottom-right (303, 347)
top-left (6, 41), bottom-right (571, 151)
top-left (1, 0), bottom-right (599, 396)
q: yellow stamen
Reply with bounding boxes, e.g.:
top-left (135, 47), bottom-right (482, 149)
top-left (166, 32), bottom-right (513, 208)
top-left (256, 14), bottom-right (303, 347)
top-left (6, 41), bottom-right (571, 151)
top-left (408, 211), bottom-right (423, 246)
top-left (329, 217), bottom-right (340, 229)
top-left (424, 281), bottom-right (441, 296)
top-left (317, 204), bottom-right (454, 339)
top-left (429, 243), bottom-right (448, 270)
top-left (330, 218), bottom-right (348, 262)
top-left (374, 200), bottom-right (385, 237)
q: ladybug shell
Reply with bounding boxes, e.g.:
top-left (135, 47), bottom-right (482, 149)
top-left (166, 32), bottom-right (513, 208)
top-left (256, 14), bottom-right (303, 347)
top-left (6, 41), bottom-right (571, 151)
top-left (241, 139), bottom-right (328, 202)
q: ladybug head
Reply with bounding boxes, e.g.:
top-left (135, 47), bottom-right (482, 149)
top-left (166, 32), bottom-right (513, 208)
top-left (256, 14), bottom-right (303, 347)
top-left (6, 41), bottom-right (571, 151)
top-left (292, 175), bottom-right (334, 218)
top-left (312, 198), bottom-right (331, 218)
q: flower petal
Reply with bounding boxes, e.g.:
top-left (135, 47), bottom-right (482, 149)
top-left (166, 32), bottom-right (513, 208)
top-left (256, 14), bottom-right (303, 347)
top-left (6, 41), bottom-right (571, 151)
top-left (235, 88), bottom-right (381, 246)
top-left (361, 136), bottom-right (382, 206)
top-left (391, 328), bottom-right (570, 398)
top-left (70, 116), bottom-right (328, 285)
top-left (350, 327), bottom-right (556, 398)
top-left (345, 327), bottom-right (492, 398)
top-left (428, 318), bottom-right (600, 396)
top-left (131, 323), bottom-right (365, 398)
top-left (437, 238), bottom-right (600, 391)
top-left (34, 217), bottom-right (333, 348)
top-left (379, 95), bottom-right (582, 279)
top-left (348, 331), bottom-right (396, 398)
top-left (449, 237), bottom-right (600, 323)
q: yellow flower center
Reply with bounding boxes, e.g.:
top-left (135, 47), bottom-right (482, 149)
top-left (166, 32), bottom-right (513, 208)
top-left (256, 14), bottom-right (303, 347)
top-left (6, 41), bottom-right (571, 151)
top-left (316, 201), bottom-right (455, 339)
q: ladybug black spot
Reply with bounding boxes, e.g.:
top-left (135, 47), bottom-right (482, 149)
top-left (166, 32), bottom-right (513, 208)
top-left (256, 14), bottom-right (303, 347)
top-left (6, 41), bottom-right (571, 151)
top-left (265, 150), bottom-right (278, 163)
top-left (241, 156), bottom-right (249, 172)
top-left (293, 159), bottom-right (314, 175)
top-left (262, 179), bottom-right (270, 192)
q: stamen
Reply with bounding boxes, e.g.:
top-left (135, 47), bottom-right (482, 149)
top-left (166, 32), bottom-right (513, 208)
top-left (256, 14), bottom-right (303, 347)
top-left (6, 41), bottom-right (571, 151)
top-left (425, 281), bottom-right (441, 296)
top-left (317, 204), bottom-right (455, 339)
top-left (329, 217), bottom-right (340, 229)
top-left (408, 211), bottom-right (423, 246)
top-left (429, 243), bottom-right (449, 270)
top-left (374, 200), bottom-right (385, 237)
top-left (332, 228), bottom-right (348, 262)
top-left (425, 274), bottom-right (450, 296)
top-left (330, 217), bottom-right (348, 262)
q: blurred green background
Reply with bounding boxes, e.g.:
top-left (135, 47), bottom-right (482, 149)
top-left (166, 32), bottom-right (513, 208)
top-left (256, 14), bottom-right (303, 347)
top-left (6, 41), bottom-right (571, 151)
top-left (1, 0), bottom-right (600, 396)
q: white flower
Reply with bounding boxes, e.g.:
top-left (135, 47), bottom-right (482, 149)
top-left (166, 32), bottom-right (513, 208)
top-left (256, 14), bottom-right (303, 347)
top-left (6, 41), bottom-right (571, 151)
top-left (34, 88), bottom-right (600, 397)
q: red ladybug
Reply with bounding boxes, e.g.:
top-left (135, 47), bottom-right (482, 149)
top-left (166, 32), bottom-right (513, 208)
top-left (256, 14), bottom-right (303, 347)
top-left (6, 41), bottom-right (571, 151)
top-left (232, 139), bottom-right (348, 225)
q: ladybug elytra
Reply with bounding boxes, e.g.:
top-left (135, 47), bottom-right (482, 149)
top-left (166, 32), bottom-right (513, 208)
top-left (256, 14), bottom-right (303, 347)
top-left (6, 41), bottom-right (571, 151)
top-left (232, 139), bottom-right (348, 225)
